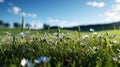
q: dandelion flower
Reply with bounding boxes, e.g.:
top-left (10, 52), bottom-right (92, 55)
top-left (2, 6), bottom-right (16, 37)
top-left (18, 32), bottom-right (24, 37)
top-left (82, 35), bottom-right (89, 40)
top-left (21, 58), bottom-right (33, 67)
top-left (21, 58), bottom-right (28, 67)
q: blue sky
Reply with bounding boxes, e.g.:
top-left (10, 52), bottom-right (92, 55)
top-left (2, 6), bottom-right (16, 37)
top-left (0, 0), bottom-right (120, 29)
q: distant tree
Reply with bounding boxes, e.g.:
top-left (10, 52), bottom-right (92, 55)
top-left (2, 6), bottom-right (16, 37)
top-left (43, 23), bottom-right (50, 29)
top-left (14, 22), bottom-right (20, 28)
top-left (26, 23), bottom-right (31, 28)
top-left (50, 26), bottom-right (59, 29)
top-left (0, 20), bottom-right (3, 26)
top-left (25, 23), bottom-right (31, 30)
top-left (4, 23), bottom-right (10, 28)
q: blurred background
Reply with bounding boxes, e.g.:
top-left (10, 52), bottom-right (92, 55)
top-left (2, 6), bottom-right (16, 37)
top-left (0, 0), bottom-right (120, 31)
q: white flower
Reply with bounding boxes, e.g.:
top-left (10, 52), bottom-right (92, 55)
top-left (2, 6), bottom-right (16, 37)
top-left (82, 35), bottom-right (89, 40)
top-left (93, 46), bottom-right (99, 51)
top-left (67, 32), bottom-right (72, 36)
top-left (118, 60), bottom-right (120, 63)
top-left (61, 33), bottom-right (65, 36)
top-left (113, 40), bottom-right (119, 44)
top-left (112, 57), bottom-right (118, 62)
top-left (41, 37), bottom-right (47, 42)
top-left (118, 55), bottom-right (120, 59)
top-left (49, 39), bottom-right (55, 43)
top-left (80, 43), bottom-right (86, 47)
top-left (34, 60), bottom-right (41, 64)
top-left (53, 32), bottom-right (58, 36)
top-left (93, 32), bottom-right (97, 35)
top-left (42, 56), bottom-right (50, 63)
top-left (50, 36), bottom-right (57, 39)
top-left (4, 32), bottom-right (11, 36)
top-left (109, 35), bottom-right (115, 39)
top-left (97, 34), bottom-right (103, 38)
top-left (34, 56), bottom-right (50, 64)
top-left (117, 49), bottom-right (120, 52)
top-left (25, 31), bottom-right (30, 36)
top-left (90, 28), bottom-right (95, 32)
top-left (21, 58), bottom-right (28, 67)
top-left (18, 32), bottom-right (24, 37)
top-left (21, 58), bottom-right (33, 67)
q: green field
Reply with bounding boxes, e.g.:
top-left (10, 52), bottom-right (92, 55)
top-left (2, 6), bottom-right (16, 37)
top-left (0, 28), bottom-right (120, 67)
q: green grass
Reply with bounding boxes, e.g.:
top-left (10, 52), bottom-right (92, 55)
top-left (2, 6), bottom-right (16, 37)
top-left (0, 28), bottom-right (40, 35)
top-left (0, 28), bottom-right (89, 36)
top-left (0, 28), bottom-right (120, 67)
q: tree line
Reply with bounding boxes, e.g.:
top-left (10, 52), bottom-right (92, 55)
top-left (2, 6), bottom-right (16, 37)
top-left (0, 20), bottom-right (30, 28)
top-left (43, 22), bottom-right (120, 31)
top-left (0, 20), bottom-right (10, 28)
top-left (1, 19), bottom-right (120, 31)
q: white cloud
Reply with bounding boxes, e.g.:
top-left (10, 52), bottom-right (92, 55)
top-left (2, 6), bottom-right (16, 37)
top-left (91, 1), bottom-right (98, 7)
top-left (25, 18), bottom-right (78, 29)
top-left (112, 4), bottom-right (120, 11)
top-left (103, 4), bottom-right (120, 21)
top-left (24, 12), bottom-right (37, 18)
top-left (30, 20), bottom-right (43, 29)
top-left (47, 17), bottom-right (78, 27)
top-left (115, 0), bottom-right (120, 3)
top-left (13, 6), bottom-right (21, 15)
top-left (8, 3), bottom-right (37, 19)
top-left (27, 13), bottom-right (37, 18)
top-left (87, 2), bottom-right (92, 6)
top-left (98, 2), bottom-right (105, 8)
top-left (87, 1), bottom-right (105, 8)
top-left (8, 4), bottom-right (21, 15)
top-left (0, 0), bottom-right (4, 3)
top-left (47, 17), bottom-right (59, 23)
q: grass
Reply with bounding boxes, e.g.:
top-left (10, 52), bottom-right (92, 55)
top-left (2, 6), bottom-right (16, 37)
top-left (0, 28), bottom-right (91, 36)
top-left (0, 28), bottom-right (120, 67)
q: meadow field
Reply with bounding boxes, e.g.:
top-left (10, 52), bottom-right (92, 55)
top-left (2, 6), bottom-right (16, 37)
top-left (0, 28), bottom-right (120, 67)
